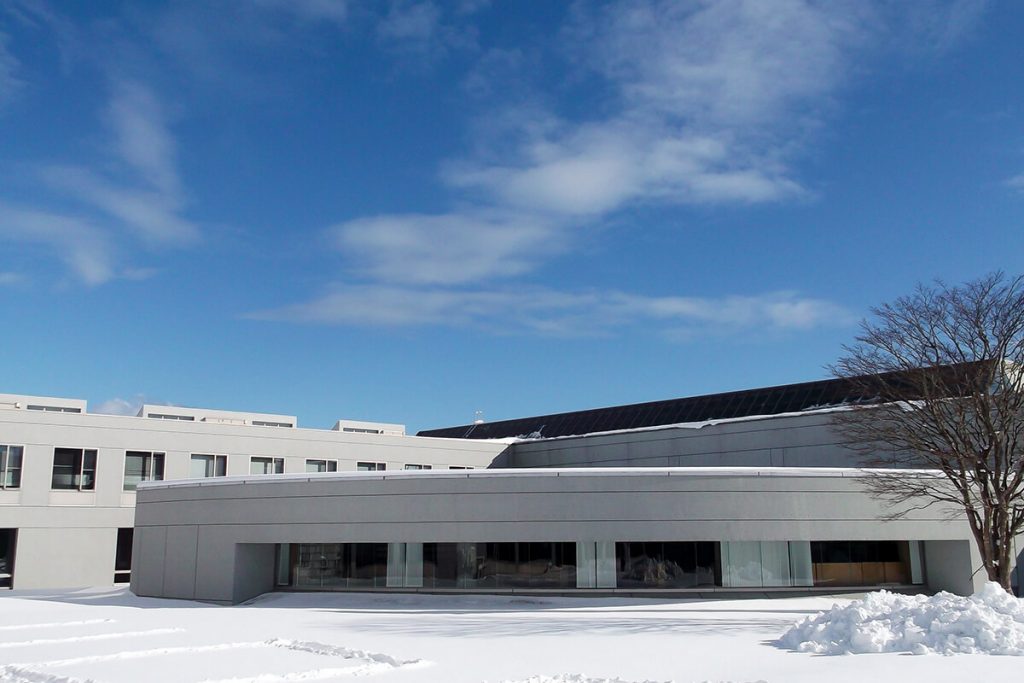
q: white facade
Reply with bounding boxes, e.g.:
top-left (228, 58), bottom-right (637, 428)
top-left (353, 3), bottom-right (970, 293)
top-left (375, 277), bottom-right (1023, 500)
top-left (0, 394), bottom-right (508, 590)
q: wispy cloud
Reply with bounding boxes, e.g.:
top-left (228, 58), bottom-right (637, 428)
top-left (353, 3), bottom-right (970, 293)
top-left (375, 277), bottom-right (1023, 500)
top-left (267, 0), bottom-right (931, 334)
top-left (0, 271), bottom-right (22, 286)
top-left (0, 77), bottom-right (197, 284)
top-left (331, 210), bottom-right (561, 285)
top-left (39, 80), bottom-right (197, 247)
top-left (376, 0), bottom-right (478, 55)
top-left (0, 203), bottom-right (117, 285)
top-left (0, 31), bottom-right (21, 107)
top-left (93, 394), bottom-right (146, 416)
top-left (1005, 173), bottom-right (1024, 193)
top-left (253, 0), bottom-right (349, 26)
top-left (252, 285), bottom-right (852, 337)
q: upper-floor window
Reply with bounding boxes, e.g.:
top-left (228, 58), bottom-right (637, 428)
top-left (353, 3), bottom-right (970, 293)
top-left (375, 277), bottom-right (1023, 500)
top-left (404, 464), bottom-right (432, 470)
top-left (124, 451), bottom-right (165, 491)
top-left (449, 466), bottom-right (474, 470)
top-left (343, 427), bottom-right (382, 434)
top-left (250, 457), bottom-right (284, 475)
top-left (191, 454), bottom-right (227, 478)
top-left (357, 461), bottom-right (386, 471)
top-left (147, 413), bottom-right (195, 421)
top-left (306, 459), bottom-right (338, 473)
top-left (0, 445), bottom-right (23, 489)
top-left (253, 421), bottom-right (293, 428)
top-left (27, 405), bottom-right (82, 413)
top-left (52, 448), bottom-right (97, 490)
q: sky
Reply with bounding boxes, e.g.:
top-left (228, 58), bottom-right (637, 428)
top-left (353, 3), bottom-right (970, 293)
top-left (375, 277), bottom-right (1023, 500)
top-left (0, 0), bottom-right (1022, 432)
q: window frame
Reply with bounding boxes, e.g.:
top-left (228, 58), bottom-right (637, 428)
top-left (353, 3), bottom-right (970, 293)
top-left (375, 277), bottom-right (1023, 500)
top-left (356, 461), bottom-right (386, 471)
top-left (250, 456), bottom-right (285, 475)
top-left (51, 447), bottom-right (98, 491)
top-left (0, 444), bottom-right (24, 489)
top-left (403, 464), bottom-right (432, 470)
top-left (305, 459), bottom-right (338, 473)
top-left (190, 453), bottom-right (228, 478)
top-left (123, 450), bottom-right (166, 491)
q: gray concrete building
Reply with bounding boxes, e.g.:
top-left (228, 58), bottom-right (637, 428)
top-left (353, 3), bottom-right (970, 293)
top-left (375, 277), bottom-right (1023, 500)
top-left (133, 466), bottom-right (979, 605)
top-left (2, 376), bottom-right (1013, 603)
top-left (0, 393), bottom-right (506, 590)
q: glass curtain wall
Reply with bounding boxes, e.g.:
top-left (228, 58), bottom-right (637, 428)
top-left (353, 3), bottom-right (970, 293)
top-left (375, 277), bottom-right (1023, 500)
top-left (291, 542), bottom-right (577, 590)
top-left (721, 541), bottom-right (814, 587)
top-left (810, 541), bottom-right (917, 586)
top-left (615, 542), bottom-right (718, 588)
top-left (285, 540), bottom-right (922, 592)
top-left (294, 543), bottom-right (390, 589)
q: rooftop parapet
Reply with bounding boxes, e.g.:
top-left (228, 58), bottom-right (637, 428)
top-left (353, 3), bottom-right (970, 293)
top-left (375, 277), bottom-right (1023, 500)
top-left (137, 403), bottom-right (298, 428)
top-left (0, 393), bottom-right (87, 413)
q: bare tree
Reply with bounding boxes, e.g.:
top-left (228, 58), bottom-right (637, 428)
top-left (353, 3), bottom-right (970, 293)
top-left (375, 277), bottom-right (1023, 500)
top-left (832, 272), bottom-right (1024, 591)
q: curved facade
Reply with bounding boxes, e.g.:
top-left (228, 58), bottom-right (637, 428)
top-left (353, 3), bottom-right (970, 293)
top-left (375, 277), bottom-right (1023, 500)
top-left (131, 467), bottom-right (982, 604)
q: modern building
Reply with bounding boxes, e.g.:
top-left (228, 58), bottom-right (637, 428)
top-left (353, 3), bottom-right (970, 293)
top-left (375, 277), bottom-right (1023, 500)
top-left (131, 377), bottom-right (1007, 604)
top-left (3, 377), bottom-right (1014, 603)
top-left (0, 393), bottom-right (506, 590)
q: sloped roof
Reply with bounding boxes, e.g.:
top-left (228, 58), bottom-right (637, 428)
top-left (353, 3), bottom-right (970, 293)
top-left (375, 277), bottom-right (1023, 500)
top-left (418, 362), bottom-right (994, 440)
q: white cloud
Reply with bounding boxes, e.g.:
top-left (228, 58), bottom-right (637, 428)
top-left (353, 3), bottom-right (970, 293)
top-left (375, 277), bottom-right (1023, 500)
top-left (0, 271), bottom-right (22, 286)
top-left (252, 285), bottom-right (852, 337)
top-left (265, 1), bottom-right (983, 338)
top-left (0, 31), bottom-right (21, 107)
top-left (1, 79), bottom-right (198, 284)
top-left (1005, 174), bottom-right (1024, 193)
top-left (331, 210), bottom-right (561, 285)
top-left (253, 0), bottom-right (349, 25)
top-left (0, 203), bottom-right (117, 285)
top-left (376, 0), bottom-right (478, 55)
top-left (38, 164), bottom-right (197, 246)
top-left (378, 1), bottom-right (441, 41)
top-left (106, 81), bottom-right (181, 198)
top-left (93, 395), bottom-right (145, 416)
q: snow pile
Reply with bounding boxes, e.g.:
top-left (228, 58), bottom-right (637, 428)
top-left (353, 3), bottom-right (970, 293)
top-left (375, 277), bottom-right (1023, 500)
top-left (780, 583), bottom-right (1024, 655)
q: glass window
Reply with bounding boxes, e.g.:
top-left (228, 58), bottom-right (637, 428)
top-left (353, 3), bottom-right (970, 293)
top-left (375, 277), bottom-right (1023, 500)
top-left (305, 459), bottom-right (338, 473)
top-left (190, 454), bottom-right (227, 478)
top-left (123, 451), bottom-right (165, 491)
top-left (52, 448), bottom-right (97, 490)
top-left (0, 445), bottom-right (23, 489)
top-left (250, 457), bottom-right (285, 475)
top-left (0, 529), bottom-right (14, 588)
top-left (448, 466), bottom-right (473, 470)
top-left (114, 528), bottom-right (133, 583)
top-left (27, 405), bottom-right (81, 413)
top-left (616, 541), bottom-right (718, 589)
top-left (403, 464), bottom-right (431, 470)
top-left (810, 540), bottom-right (912, 587)
top-left (357, 462), bottom-right (386, 471)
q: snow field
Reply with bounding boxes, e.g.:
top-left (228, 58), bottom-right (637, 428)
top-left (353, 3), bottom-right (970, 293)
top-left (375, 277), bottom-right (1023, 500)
top-left (2, 587), bottom-right (1022, 683)
top-left (780, 582), bottom-right (1024, 655)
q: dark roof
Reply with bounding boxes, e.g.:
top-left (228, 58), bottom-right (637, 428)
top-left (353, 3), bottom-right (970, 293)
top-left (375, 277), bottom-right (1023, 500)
top-left (417, 376), bottom-right (863, 440)
top-left (417, 361), bottom-right (996, 440)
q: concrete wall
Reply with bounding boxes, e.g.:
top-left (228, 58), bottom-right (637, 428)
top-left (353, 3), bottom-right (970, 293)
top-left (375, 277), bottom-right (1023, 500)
top-left (508, 413), bottom-right (863, 469)
top-left (132, 468), bottom-right (980, 603)
top-left (0, 408), bottom-right (508, 590)
top-left (924, 540), bottom-right (987, 595)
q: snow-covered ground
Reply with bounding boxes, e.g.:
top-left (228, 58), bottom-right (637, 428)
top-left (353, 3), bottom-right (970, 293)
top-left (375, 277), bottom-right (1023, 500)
top-left (0, 588), bottom-right (1020, 683)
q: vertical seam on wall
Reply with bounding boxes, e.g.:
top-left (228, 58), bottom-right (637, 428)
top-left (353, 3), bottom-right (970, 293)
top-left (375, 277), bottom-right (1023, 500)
top-left (192, 525), bottom-right (199, 598)
top-left (159, 526), bottom-right (167, 596)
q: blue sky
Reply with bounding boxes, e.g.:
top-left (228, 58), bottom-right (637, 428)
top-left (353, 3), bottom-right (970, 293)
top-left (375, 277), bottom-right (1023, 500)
top-left (1, 0), bottom-right (1022, 432)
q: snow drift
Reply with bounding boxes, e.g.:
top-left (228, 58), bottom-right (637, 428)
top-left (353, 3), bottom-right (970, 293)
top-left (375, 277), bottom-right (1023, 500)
top-left (780, 583), bottom-right (1024, 655)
